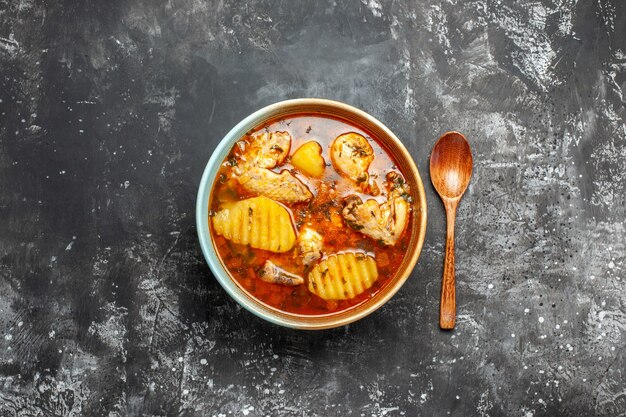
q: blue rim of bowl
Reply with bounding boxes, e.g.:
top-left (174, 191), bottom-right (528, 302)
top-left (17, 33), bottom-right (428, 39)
top-left (196, 98), bottom-right (427, 329)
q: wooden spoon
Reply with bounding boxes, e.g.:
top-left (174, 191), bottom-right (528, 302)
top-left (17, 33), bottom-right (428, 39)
top-left (430, 132), bottom-right (473, 329)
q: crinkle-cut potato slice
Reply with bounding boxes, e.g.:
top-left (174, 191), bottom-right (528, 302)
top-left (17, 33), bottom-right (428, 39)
top-left (308, 252), bottom-right (378, 300)
top-left (291, 141), bottom-right (326, 178)
top-left (212, 196), bottom-right (296, 253)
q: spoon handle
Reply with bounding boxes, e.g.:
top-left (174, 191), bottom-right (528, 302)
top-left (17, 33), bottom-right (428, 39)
top-left (440, 200), bottom-right (457, 329)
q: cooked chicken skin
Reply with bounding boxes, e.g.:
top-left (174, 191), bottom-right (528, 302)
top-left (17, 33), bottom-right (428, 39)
top-left (297, 227), bottom-right (323, 266)
top-left (231, 131), bottom-right (312, 203)
top-left (330, 132), bottom-right (375, 186)
top-left (257, 260), bottom-right (304, 286)
top-left (342, 172), bottom-right (411, 245)
top-left (237, 131), bottom-right (291, 169)
top-left (236, 166), bottom-right (313, 204)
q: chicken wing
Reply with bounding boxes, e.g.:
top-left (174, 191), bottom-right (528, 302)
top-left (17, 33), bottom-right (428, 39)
top-left (330, 132), bottom-right (375, 186)
top-left (342, 172), bottom-right (411, 245)
top-left (236, 131), bottom-right (291, 169)
top-left (236, 166), bottom-right (313, 204)
top-left (257, 260), bottom-right (304, 286)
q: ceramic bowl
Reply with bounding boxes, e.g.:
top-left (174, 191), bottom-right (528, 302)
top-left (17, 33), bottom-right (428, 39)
top-left (196, 98), bottom-right (427, 329)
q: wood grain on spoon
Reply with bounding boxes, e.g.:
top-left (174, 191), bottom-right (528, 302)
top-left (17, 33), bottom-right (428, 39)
top-left (430, 131), bottom-right (473, 330)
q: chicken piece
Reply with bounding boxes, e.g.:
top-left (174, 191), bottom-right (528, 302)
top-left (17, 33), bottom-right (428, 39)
top-left (231, 130), bottom-right (311, 203)
top-left (330, 132), bottom-right (375, 186)
top-left (257, 260), bottom-right (304, 286)
top-left (237, 131), bottom-right (291, 169)
top-left (364, 178), bottom-right (380, 196)
top-left (342, 172), bottom-right (411, 245)
top-left (236, 166), bottom-right (313, 204)
top-left (298, 227), bottom-right (323, 266)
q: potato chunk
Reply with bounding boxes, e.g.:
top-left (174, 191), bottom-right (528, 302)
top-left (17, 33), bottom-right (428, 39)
top-left (291, 141), bottom-right (326, 178)
top-left (212, 196), bottom-right (296, 253)
top-left (307, 252), bottom-right (378, 300)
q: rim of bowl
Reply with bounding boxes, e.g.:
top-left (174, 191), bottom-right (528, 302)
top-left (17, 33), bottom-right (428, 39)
top-left (196, 98), bottom-right (427, 330)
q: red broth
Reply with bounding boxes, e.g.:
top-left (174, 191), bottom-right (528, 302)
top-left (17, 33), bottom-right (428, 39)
top-left (209, 114), bottom-right (413, 315)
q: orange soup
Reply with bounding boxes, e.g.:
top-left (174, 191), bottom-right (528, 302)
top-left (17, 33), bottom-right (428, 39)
top-left (209, 114), bottom-right (414, 315)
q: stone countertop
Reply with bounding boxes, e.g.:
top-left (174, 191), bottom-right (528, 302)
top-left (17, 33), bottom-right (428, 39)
top-left (0, 1), bottom-right (624, 416)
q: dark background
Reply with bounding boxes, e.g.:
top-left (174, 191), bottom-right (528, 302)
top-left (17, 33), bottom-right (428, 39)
top-left (1, 0), bottom-right (625, 416)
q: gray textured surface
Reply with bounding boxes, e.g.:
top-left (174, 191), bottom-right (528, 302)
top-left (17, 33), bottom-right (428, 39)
top-left (0, 0), bottom-right (625, 416)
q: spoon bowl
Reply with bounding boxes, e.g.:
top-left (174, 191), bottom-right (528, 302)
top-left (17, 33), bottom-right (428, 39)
top-left (430, 132), bottom-right (473, 199)
top-left (430, 131), bottom-right (473, 329)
